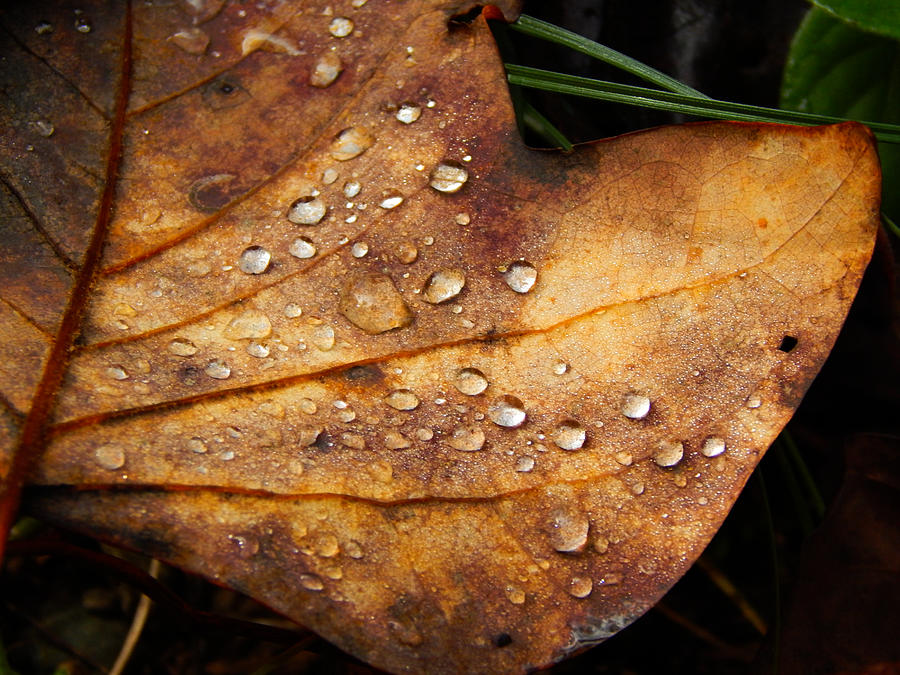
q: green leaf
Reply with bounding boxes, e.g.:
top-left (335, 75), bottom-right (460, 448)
top-left (811, 0), bottom-right (900, 41)
top-left (783, 7), bottom-right (900, 220)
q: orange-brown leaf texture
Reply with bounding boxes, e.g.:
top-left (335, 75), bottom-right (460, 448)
top-left (0, 0), bottom-right (881, 673)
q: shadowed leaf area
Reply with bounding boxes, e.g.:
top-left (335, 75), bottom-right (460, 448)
top-left (0, 1), bottom-right (885, 673)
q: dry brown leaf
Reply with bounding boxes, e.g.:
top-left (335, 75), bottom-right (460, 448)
top-left (0, 0), bottom-right (882, 672)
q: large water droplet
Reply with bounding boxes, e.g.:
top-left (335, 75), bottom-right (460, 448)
top-left (339, 272), bottom-right (414, 334)
top-left (553, 420), bottom-right (586, 450)
top-left (395, 102), bottom-right (421, 124)
top-left (343, 180), bottom-right (361, 198)
top-left (331, 127), bottom-right (374, 161)
top-left (516, 455), bottom-right (535, 472)
top-left (449, 425), bottom-right (485, 451)
top-left (701, 437), bottom-right (726, 457)
top-left (106, 365), bottom-right (128, 380)
top-left (246, 341), bottom-right (270, 358)
top-left (488, 395), bottom-right (526, 428)
top-left (169, 27), bottom-right (209, 54)
top-left (745, 392), bottom-right (762, 409)
top-left (287, 196), bottom-right (327, 225)
top-left (351, 241), bottom-right (369, 258)
top-left (299, 573), bottom-right (325, 591)
top-left (238, 246), bottom-right (271, 274)
top-left (614, 451), bottom-right (633, 466)
top-left (329, 17), bottom-right (354, 37)
top-left (289, 236), bottom-right (317, 259)
top-left (654, 440), bottom-right (684, 467)
top-left (205, 359), bottom-right (231, 379)
top-left (311, 325), bottom-right (335, 351)
top-left (621, 393), bottom-right (650, 419)
top-left (223, 309), bottom-right (272, 340)
top-left (310, 51), bottom-right (342, 87)
top-left (568, 576), bottom-right (593, 599)
top-left (384, 389), bottom-right (419, 411)
top-left (549, 505), bottom-right (590, 554)
top-left (422, 268), bottom-right (465, 304)
top-left (395, 241), bottom-right (418, 264)
top-left (95, 444), bottom-right (125, 470)
top-left (429, 161), bottom-right (468, 193)
top-left (453, 367), bottom-right (488, 396)
top-left (379, 191), bottom-right (404, 209)
top-left (505, 586), bottom-right (526, 605)
top-left (169, 337), bottom-right (198, 356)
top-left (503, 261), bottom-right (537, 293)
top-left (75, 17), bottom-right (92, 33)
top-left (186, 437), bottom-right (207, 454)
top-left (384, 430), bottom-right (412, 450)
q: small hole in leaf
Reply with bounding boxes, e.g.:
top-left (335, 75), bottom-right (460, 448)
top-left (448, 6), bottom-right (483, 29)
top-left (494, 632), bottom-right (513, 648)
top-left (778, 335), bottom-right (798, 353)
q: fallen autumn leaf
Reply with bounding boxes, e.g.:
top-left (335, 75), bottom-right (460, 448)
top-left (0, 1), bottom-right (882, 673)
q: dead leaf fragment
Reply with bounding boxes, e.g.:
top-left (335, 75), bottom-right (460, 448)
top-left (0, 1), bottom-right (881, 674)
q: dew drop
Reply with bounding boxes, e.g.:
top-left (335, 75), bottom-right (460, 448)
top-left (746, 392), bottom-right (762, 409)
top-left (339, 272), bottom-right (414, 334)
top-left (169, 337), bottom-right (198, 356)
top-left (344, 540), bottom-right (365, 558)
top-left (384, 430), bottom-right (412, 450)
top-left (186, 437), bottom-right (207, 454)
top-left (552, 361), bottom-right (568, 375)
top-left (455, 212), bottom-right (471, 226)
top-left (223, 309), bottom-right (272, 340)
top-left (594, 537), bottom-right (610, 554)
top-left (297, 425), bottom-right (322, 446)
top-left (34, 119), bottom-right (55, 137)
top-left (329, 16), bottom-right (354, 37)
top-left (515, 455), bottom-right (535, 472)
top-left (453, 367), bottom-right (488, 396)
top-left (614, 451), bottom-right (633, 466)
top-left (384, 389), bottom-right (419, 411)
top-left (238, 246), bottom-right (271, 274)
top-left (331, 127), bottom-right (374, 161)
top-left (289, 236), bottom-right (317, 260)
top-left (95, 444), bottom-right (125, 470)
top-left (553, 420), bottom-right (586, 450)
top-left (34, 21), bottom-right (54, 35)
top-left (228, 534), bottom-right (260, 559)
top-left (246, 341), bottom-right (270, 358)
top-left (311, 325), bottom-right (335, 351)
top-left (169, 27), bottom-right (209, 54)
top-left (488, 395), bottom-right (526, 428)
top-left (654, 440), bottom-right (684, 467)
top-left (186, 260), bottom-right (212, 277)
top-left (422, 268), bottom-right (465, 304)
top-left (336, 407), bottom-right (357, 423)
top-left (322, 168), bottom-right (339, 184)
top-left (343, 180), bottom-right (361, 198)
top-left (395, 241), bottom-right (418, 264)
top-left (205, 359), bottom-right (231, 379)
top-left (379, 191), bottom-right (404, 209)
top-left (701, 437), bottom-right (726, 457)
top-left (284, 303), bottom-right (303, 319)
top-left (503, 261), bottom-right (537, 293)
top-left (106, 365), bottom-right (128, 380)
top-left (395, 102), bottom-right (421, 124)
top-left (287, 195), bottom-right (327, 225)
top-left (549, 506), bottom-right (590, 553)
top-left (505, 586), bottom-right (526, 605)
top-left (310, 50), bottom-right (343, 87)
top-left (568, 576), bottom-right (593, 599)
top-left (448, 425), bottom-right (485, 451)
top-left (429, 161), bottom-right (468, 193)
top-left (341, 432), bottom-right (365, 449)
top-left (299, 573), bottom-right (325, 591)
top-left (621, 393), bottom-right (651, 419)
top-left (630, 481), bottom-right (645, 496)
top-left (415, 427), bottom-right (434, 441)
top-left (75, 17), bottom-right (92, 33)
top-left (351, 241), bottom-right (369, 258)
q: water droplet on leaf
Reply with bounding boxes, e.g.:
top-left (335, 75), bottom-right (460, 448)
top-left (310, 51), bottom-right (343, 87)
top-left (287, 196), bottom-right (327, 225)
top-left (329, 17), bottom-right (354, 38)
top-left (205, 359), bottom-right (231, 379)
top-left (396, 102), bottom-right (421, 124)
top-left (187, 437), bottom-right (207, 454)
top-left (351, 241), bottom-right (369, 258)
top-left (299, 573), bottom-right (325, 591)
top-left (454, 367), bottom-right (488, 396)
top-left (331, 127), bottom-right (374, 161)
top-left (95, 444), bottom-right (125, 470)
top-left (385, 389), bottom-right (419, 411)
top-left (223, 309), bottom-right (272, 340)
top-left (429, 161), bottom-right (468, 193)
top-left (311, 325), bottom-right (336, 351)
top-left (289, 236), bottom-right (317, 259)
top-left (549, 506), bottom-right (590, 553)
top-left (238, 246), bottom-right (271, 274)
top-left (488, 395), bottom-right (526, 428)
top-left (568, 577), bottom-right (593, 599)
top-left (395, 241), bottom-right (418, 264)
top-left (621, 393), bottom-right (651, 419)
top-left (654, 440), bottom-right (684, 467)
top-left (422, 268), bottom-right (465, 303)
top-left (701, 437), bottom-right (726, 457)
top-left (339, 273), bottom-right (414, 334)
top-left (449, 425), bottom-right (485, 451)
top-left (169, 337), bottom-right (198, 356)
top-left (503, 260), bottom-right (537, 293)
top-left (553, 420), bottom-right (586, 450)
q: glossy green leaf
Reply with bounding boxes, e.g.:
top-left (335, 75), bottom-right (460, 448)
top-left (811, 0), bottom-right (900, 41)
